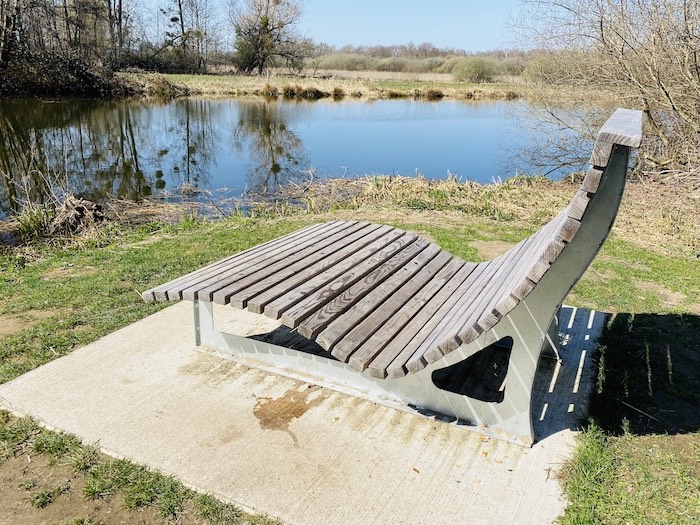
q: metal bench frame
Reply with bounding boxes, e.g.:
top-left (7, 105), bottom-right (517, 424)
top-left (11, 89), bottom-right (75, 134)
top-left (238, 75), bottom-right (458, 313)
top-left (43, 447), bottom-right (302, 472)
top-left (144, 109), bottom-right (643, 445)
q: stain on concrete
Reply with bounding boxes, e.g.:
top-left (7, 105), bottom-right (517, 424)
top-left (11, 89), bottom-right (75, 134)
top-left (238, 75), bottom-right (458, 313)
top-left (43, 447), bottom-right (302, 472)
top-left (254, 385), bottom-right (325, 445)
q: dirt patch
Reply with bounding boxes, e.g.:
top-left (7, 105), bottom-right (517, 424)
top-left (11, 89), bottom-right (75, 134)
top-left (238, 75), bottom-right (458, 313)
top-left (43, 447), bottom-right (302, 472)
top-left (637, 281), bottom-right (687, 308)
top-left (42, 265), bottom-right (98, 280)
top-left (470, 240), bottom-right (515, 260)
top-left (0, 454), bottom-right (168, 525)
top-left (0, 309), bottom-right (64, 338)
top-left (254, 384), bottom-right (325, 445)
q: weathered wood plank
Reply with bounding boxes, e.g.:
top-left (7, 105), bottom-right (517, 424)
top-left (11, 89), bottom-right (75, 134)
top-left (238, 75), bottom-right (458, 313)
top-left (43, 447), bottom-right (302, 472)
top-left (227, 223), bottom-right (385, 309)
top-left (261, 229), bottom-right (411, 320)
top-left (298, 241), bottom-right (439, 341)
top-left (597, 108), bottom-right (643, 148)
top-left (362, 259), bottom-right (476, 379)
top-left (381, 261), bottom-right (494, 378)
top-left (567, 190), bottom-right (591, 221)
top-left (590, 141), bottom-right (614, 168)
top-left (481, 220), bottom-right (562, 328)
top-left (278, 233), bottom-right (418, 328)
top-left (180, 221), bottom-right (359, 301)
top-left (142, 222), bottom-right (332, 302)
top-left (162, 222), bottom-right (341, 301)
top-left (557, 217), bottom-right (581, 243)
top-left (243, 225), bottom-right (398, 313)
top-left (346, 253), bottom-right (460, 376)
top-left (542, 238), bottom-right (566, 264)
top-left (428, 234), bottom-right (538, 362)
top-left (581, 167), bottom-right (604, 193)
top-left (319, 247), bottom-right (448, 362)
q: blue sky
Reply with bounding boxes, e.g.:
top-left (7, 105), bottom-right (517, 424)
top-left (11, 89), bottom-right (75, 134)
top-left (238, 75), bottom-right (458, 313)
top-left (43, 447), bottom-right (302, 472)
top-left (298, 1), bottom-right (523, 52)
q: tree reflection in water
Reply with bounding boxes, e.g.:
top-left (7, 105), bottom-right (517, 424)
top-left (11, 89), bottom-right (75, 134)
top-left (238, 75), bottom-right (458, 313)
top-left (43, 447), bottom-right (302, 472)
top-left (0, 97), bottom-right (307, 218)
top-left (233, 99), bottom-right (308, 193)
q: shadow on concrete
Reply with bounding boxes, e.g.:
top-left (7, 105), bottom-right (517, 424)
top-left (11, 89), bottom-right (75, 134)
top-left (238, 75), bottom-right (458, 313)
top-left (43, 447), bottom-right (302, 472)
top-left (587, 312), bottom-right (700, 436)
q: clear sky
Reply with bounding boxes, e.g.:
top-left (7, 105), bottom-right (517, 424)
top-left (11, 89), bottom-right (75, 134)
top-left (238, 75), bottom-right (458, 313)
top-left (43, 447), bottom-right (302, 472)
top-left (298, 1), bottom-right (523, 52)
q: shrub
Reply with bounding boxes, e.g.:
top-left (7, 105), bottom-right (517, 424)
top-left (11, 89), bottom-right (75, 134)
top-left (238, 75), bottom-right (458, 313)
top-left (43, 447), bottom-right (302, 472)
top-left (452, 57), bottom-right (501, 83)
top-left (316, 53), bottom-right (375, 71)
top-left (434, 56), bottom-right (463, 74)
top-left (376, 57), bottom-right (410, 72)
top-left (282, 84), bottom-right (299, 98)
top-left (261, 83), bottom-right (278, 97)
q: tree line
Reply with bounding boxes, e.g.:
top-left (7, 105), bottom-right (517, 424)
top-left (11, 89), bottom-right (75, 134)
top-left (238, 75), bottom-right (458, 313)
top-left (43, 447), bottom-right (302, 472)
top-left (0, 0), bottom-right (311, 74)
top-left (0, 0), bottom-right (528, 76)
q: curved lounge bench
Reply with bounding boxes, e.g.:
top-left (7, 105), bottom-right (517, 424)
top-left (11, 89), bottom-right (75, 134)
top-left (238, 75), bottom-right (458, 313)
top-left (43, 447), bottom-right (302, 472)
top-left (143, 108), bottom-right (643, 445)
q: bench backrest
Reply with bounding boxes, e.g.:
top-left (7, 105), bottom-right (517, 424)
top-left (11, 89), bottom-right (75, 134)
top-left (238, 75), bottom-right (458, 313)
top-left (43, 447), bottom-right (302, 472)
top-left (455, 109), bottom-right (643, 347)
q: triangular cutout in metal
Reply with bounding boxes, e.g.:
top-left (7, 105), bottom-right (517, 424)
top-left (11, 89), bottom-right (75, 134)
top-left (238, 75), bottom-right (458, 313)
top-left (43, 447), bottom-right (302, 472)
top-left (431, 337), bottom-right (513, 403)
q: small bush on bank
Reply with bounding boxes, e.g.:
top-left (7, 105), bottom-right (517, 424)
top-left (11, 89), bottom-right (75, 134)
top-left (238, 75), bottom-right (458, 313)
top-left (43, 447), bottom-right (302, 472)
top-left (452, 57), bottom-right (501, 83)
top-left (315, 53), bottom-right (375, 71)
top-left (261, 83), bottom-right (279, 97)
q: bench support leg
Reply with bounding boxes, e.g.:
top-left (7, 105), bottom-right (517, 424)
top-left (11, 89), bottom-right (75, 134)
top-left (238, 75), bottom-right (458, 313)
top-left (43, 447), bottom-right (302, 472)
top-left (189, 298), bottom-right (565, 446)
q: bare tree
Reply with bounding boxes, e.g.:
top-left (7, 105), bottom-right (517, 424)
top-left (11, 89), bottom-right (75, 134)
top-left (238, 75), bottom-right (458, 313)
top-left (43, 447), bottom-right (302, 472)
top-left (0, 0), bottom-right (20, 67)
top-left (229, 0), bottom-right (306, 74)
top-left (519, 0), bottom-right (700, 186)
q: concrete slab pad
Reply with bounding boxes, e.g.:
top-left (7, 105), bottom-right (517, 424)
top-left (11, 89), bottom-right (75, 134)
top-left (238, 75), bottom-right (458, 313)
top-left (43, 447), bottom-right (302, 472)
top-left (0, 303), bottom-right (605, 525)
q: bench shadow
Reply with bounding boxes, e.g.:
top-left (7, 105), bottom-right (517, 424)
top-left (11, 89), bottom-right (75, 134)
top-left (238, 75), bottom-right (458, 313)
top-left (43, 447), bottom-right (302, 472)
top-left (247, 307), bottom-right (700, 442)
top-left (586, 311), bottom-right (700, 436)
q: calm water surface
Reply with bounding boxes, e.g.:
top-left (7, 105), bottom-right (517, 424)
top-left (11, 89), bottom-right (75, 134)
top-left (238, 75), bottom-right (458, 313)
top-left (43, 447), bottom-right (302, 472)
top-left (0, 97), bottom-right (575, 218)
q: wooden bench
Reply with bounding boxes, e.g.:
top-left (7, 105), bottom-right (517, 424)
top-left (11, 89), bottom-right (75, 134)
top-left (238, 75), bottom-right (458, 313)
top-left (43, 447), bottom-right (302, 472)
top-left (143, 108), bottom-right (643, 445)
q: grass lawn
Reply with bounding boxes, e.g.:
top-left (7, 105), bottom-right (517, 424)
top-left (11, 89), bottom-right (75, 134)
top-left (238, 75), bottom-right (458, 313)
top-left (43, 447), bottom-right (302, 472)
top-left (1, 176), bottom-right (698, 523)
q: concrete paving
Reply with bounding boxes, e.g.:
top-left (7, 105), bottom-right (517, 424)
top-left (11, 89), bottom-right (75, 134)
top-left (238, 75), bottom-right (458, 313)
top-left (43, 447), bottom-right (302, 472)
top-left (0, 302), bottom-right (605, 525)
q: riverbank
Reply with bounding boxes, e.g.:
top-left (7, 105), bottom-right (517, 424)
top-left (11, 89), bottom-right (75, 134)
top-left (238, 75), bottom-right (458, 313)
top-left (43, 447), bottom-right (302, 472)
top-left (1, 176), bottom-right (698, 525)
top-left (114, 70), bottom-right (521, 101)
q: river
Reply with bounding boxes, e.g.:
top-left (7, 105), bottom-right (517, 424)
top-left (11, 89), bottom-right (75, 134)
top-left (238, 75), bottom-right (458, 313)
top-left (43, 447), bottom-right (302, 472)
top-left (0, 97), bottom-right (584, 218)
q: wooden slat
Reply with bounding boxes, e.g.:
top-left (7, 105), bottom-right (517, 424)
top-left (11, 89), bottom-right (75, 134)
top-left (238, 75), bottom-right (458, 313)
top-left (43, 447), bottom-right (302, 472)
top-left (557, 217), bottom-right (581, 243)
top-left (318, 246), bottom-right (447, 360)
top-left (590, 141), bottom-right (613, 167)
top-left (180, 221), bottom-right (359, 301)
top-left (278, 233), bottom-right (419, 327)
top-left (298, 241), bottom-right (438, 341)
top-left (365, 259), bottom-right (476, 379)
top-left (243, 225), bottom-right (398, 314)
top-left (597, 108), bottom-right (643, 147)
top-left (346, 254), bottom-right (461, 376)
top-left (142, 222), bottom-right (332, 301)
top-left (581, 167), bottom-right (604, 193)
top-left (227, 223), bottom-right (385, 309)
top-left (542, 238), bottom-right (566, 264)
top-left (496, 229), bottom-right (565, 317)
top-left (161, 222), bottom-right (339, 301)
top-left (428, 235), bottom-right (539, 362)
top-left (262, 229), bottom-right (410, 320)
top-left (479, 220), bottom-right (562, 330)
top-left (381, 261), bottom-right (493, 378)
top-left (567, 190), bottom-right (591, 221)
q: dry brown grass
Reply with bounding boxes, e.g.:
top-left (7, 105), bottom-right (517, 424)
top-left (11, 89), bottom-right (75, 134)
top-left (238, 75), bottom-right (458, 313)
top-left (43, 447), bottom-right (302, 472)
top-left (141, 72), bottom-right (524, 101)
top-left (259, 174), bottom-right (699, 257)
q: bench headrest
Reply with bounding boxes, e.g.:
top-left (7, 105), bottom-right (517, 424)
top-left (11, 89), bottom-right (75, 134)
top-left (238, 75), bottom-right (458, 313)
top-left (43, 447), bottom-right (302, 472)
top-left (597, 108), bottom-right (643, 148)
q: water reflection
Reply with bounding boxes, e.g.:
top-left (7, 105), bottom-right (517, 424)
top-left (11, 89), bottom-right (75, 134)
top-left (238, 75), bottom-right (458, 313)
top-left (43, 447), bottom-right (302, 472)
top-left (0, 98), bottom-right (307, 217)
top-left (0, 97), bottom-right (582, 219)
top-left (233, 100), bottom-right (308, 192)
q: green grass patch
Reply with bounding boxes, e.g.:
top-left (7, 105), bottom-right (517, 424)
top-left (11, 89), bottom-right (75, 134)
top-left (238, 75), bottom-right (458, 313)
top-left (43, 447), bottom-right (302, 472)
top-left (569, 236), bottom-right (699, 314)
top-left (0, 412), bottom-right (280, 523)
top-left (559, 282), bottom-right (700, 523)
top-left (0, 216), bottom-right (310, 383)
